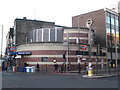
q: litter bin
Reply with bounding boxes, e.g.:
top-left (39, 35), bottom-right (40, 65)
top-left (31, 66), bottom-right (35, 72)
top-left (13, 66), bottom-right (17, 72)
top-left (26, 67), bottom-right (32, 72)
top-left (19, 66), bottom-right (23, 72)
top-left (24, 67), bottom-right (26, 72)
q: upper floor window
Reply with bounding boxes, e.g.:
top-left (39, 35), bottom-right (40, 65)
top-left (115, 16), bottom-right (119, 27)
top-left (111, 14), bottom-right (115, 25)
top-left (41, 57), bottom-right (48, 62)
top-left (106, 12), bottom-right (110, 24)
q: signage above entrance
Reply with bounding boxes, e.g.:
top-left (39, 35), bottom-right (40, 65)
top-left (17, 52), bottom-right (32, 55)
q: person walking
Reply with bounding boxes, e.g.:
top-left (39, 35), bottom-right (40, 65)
top-left (54, 63), bottom-right (58, 72)
top-left (5, 62), bottom-right (8, 72)
top-left (2, 61), bottom-right (5, 71)
top-left (36, 63), bottom-right (40, 72)
top-left (60, 63), bottom-right (64, 73)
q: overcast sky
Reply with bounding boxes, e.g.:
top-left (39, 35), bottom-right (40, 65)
top-left (0, 0), bottom-right (119, 54)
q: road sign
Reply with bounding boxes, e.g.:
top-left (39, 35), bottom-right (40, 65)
top-left (86, 19), bottom-right (93, 27)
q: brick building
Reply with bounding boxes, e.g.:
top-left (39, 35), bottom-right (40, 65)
top-left (72, 8), bottom-right (120, 65)
top-left (8, 17), bottom-right (102, 71)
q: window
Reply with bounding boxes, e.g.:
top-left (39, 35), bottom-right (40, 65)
top-left (106, 16), bottom-right (110, 24)
top-left (41, 57), bottom-right (48, 62)
top-left (106, 12), bottom-right (110, 24)
top-left (111, 14), bottom-right (115, 25)
top-left (115, 16), bottom-right (119, 26)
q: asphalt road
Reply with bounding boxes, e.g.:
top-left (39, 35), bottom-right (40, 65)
top-left (2, 72), bottom-right (119, 88)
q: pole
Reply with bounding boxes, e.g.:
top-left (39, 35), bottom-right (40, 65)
top-left (78, 59), bottom-right (81, 74)
top-left (115, 43), bottom-right (118, 68)
top-left (0, 25), bottom-right (3, 59)
top-left (96, 44), bottom-right (99, 75)
top-left (77, 16), bottom-right (81, 74)
top-left (66, 29), bottom-right (69, 71)
top-left (88, 26), bottom-right (92, 62)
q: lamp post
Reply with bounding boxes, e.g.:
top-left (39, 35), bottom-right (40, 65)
top-left (86, 19), bottom-right (93, 62)
top-left (77, 16), bottom-right (82, 74)
top-left (66, 29), bottom-right (70, 71)
top-left (0, 25), bottom-right (3, 60)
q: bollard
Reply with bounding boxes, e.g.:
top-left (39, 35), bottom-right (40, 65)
top-left (113, 64), bottom-right (115, 68)
top-left (87, 63), bottom-right (93, 77)
top-left (88, 67), bottom-right (93, 76)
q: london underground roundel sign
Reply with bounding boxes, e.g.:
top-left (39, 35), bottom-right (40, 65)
top-left (81, 45), bottom-right (87, 50)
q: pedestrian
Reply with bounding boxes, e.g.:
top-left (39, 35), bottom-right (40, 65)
top-left (60, 64), bottom-right (64, 73)
top-left (24, 62), bottom-right (27, 72)
top-left (5, 62), bottom-right (8, 72)
top-left (67, 64), bottom-right (70, 71)
top-left (2, 61), bottom-right (5, 71)
top-left (54, 63), bottom-right (58, 72)
top-left (24, 62), bottom-right (27, 67)
top-left (36, 63), bottom-right (39, 71)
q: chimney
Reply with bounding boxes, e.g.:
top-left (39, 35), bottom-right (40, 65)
top-left (23, 17), bottom-right (27, 20)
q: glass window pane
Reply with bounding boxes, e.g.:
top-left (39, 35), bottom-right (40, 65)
top-left (106, 16), bottom-right (110, 24)
top-left (41, 57), bottom-right (48, 62)
top-left (115, 16), bottom-right (119, 26)
top-left (111, 14), bottom-right (115, 25)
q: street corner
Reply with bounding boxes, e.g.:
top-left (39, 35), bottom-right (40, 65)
top-left (82, 74), bottom-right (120, 79)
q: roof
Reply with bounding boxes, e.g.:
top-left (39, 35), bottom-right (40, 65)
top-left (15, 17), bottom-right (55, 24)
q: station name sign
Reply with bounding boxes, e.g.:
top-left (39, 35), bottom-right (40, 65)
top-left (17, 52), bottom-right (32, 55)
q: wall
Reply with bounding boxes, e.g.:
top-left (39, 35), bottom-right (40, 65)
top-left (14, 18), bottom-right (55, 45)
top-left (72, 9), bottom-right (106, 46)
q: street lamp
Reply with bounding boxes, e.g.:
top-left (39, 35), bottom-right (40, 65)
top-left (66, 29), bottom-right (70, 71)
top-left (0, 25), bottom-right (3, 60)
top-left (77, 16), bottom-right (82, 74)
top-left (86, 19), bottom-right (93, 62)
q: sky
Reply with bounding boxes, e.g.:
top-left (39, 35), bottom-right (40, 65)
top-left (0, 0), bottom-right (119, 54)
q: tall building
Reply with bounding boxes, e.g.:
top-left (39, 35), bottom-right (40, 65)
top-left (72, 8), bottom-right (120, 64)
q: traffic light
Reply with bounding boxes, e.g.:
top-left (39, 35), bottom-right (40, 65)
top-left (97, 44), bottom-right (100, 55)
top-left (97, 44), bottom-right (102, 56)
top-left (100, 46), bottom-right (102, 56)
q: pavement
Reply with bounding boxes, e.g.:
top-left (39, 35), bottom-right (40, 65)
top-left (2, 68), bottom-right (120, 79)
top-left (68, 70), bottom-right (120, 79)
top-left (2, 71), bottom-right (119, 88)
top-left (82, 74), bottom-right (120, 79)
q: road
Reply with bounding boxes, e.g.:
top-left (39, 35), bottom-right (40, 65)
top-left (2, 72), bottom-right (119, 88)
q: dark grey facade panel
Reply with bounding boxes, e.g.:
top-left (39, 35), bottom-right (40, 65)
top-left (29, 31), bottom-right (33, 42)
top-left (50, 29), bottom-right (55, 42)
top-left (32, 30), bottom-right (36, 42)
top-left (38, 29), bottom-right (42, 42)
top-left (57, 29), bottom-right (63, 42)
top-left (14, 18), bottom-right (55, 45)
top-left (43, 29), bottom-right (49, 42)
top-left (27, 32), bottom-right (30, 42)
